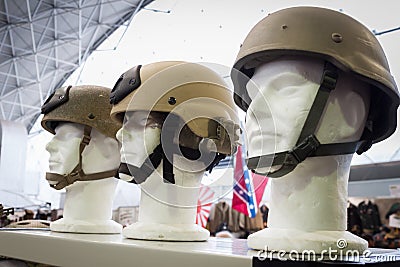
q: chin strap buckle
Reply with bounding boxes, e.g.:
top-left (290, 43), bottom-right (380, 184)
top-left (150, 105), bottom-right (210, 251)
top-left (209, 117), bottom-right (241, 155)
top-left (289, 135), bottom-right (320, 164)
top-left (60, 170), bottom-right (81, 188)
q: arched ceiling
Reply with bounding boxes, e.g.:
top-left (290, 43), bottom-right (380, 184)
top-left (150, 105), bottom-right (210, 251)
top-left (0, 0), bottom-right (153, 132)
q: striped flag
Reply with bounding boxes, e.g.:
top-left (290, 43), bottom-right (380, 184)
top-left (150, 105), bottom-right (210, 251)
top-left (232, 145), bottom-right (268, 218)
top-left (196, 185), bottom-right (215, 228)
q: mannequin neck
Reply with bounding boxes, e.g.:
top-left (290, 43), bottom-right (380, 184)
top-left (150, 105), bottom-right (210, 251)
top-left (285, 153), bottom-right (352, 180)
top-left (138, 156), bottom-right (205, 224)
top-left (63, 177), bottom-right (118, 221)
top-left (268, 154), bottom-right (353, 231)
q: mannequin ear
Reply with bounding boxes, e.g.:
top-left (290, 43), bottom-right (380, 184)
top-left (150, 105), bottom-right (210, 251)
top-left (337, 73), bottom-right (371, 140)
top-left (339, 89), bottom-right (369, 131)
top-left (86, 128), bottom-right (119, 158)
top-left (316, 73), bottom-right (370, 143)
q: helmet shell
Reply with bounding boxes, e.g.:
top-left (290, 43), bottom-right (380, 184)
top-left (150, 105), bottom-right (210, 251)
top-left (232, 6), bottom-right (399, 144)
top-left (41, 85), bottom-right (120, 138)
top-left (110, 61), bottom-right (240, 155)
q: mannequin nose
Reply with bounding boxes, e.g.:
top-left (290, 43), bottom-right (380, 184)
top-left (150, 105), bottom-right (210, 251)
top-left (115, 128), bottom-right (123, 142)
top-left (116, 127), bottom-right (132, 143)
top-left (45, 139), bottom-right (57, 153)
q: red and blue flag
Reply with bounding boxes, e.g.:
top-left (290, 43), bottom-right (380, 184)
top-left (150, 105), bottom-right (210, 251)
top-left (232, 145), bottom-right (268, 218)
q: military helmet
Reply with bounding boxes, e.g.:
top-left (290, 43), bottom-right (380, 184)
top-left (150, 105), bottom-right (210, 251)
top-left (41, 85), bottom-right (120, 190)
top-left (110, 61), bottom-right (240, 155)
top-left (41, 85), bottom-right (120, 138)
top-left (232, 6), bottom-right (399, 144)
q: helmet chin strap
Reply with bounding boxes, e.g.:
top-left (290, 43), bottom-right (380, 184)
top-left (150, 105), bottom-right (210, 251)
top-left (116, 144), bottom-right (164, 184)
top-left (115, 117), bottom-right (178, 185)
top-left (246, 62), bottom-right (368, 178)
top-left (46, 125), bottom-right (118, 190)
top-left (116, 117), bottom-right (227, 184)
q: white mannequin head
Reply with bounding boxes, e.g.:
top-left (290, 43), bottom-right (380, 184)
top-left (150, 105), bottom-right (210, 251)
top-left (110, 61), bottom-right (240, 240)
top-left (116, 110), bottom-right (211, 240)
top-left (232, 6), bottom-right (396, 253)
top-left (45, 122), bottom-right (122, 233)
top-left (245, 56), bottom-right (370, 174)
top-left (244, 56), bottom-right (371, 252)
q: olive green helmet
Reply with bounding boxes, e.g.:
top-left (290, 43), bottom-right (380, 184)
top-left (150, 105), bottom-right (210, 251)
top-left (42, 85), bottom-right (120, 138)
top-left (110, 61), bottom-right (240, 184)
top-left (41, 85), bottom-right (120, 189)
top-left (232, 6), bottom-right (399, 145)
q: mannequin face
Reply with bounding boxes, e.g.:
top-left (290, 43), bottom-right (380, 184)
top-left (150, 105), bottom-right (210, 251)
top-left (46, 122), bottom-right (120, 184)
top-left (245, 56), bottom-right (369, 173)
top-left (116, 111), bottom-right (209, 182)
top-left (245, 57), bottom-right (323, 159)
top-left (116, 111), bottom-right (161, 168)
top-left (46, 123), bottom-right (84, 176)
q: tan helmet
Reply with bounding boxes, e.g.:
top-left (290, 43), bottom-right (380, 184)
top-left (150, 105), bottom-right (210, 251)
top-left (110, 61), bottom-right (240, 155)
top-left (232, 6), bottom-right (399, 145)
top-left (41, 85), bottom-right (120, 189)
top-left (110, 61), bottom-right (240, 184)
top-left (42, 85), bottom-right (120, 138)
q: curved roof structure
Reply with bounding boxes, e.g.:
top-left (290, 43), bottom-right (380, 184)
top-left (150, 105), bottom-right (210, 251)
top-left (0, 0), bottom-right (153, 132)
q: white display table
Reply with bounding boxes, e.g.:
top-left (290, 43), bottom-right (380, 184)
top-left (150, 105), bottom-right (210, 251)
top-left (0, 230), bottom-right (251, 267)
top-left (1, 230), bottom-right (400, 267)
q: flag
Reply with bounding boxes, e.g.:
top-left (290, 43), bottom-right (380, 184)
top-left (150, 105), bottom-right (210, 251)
top-left (232, 145), bottom-right (268, 218)
top-left (196, 185), bottom-right (215, 228)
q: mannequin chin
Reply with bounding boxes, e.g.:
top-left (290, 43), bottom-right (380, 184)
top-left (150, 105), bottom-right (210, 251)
top-left (46, 122), bottom-right (122, 234)
top-left (117, 111), bottom-right (209, 241)
top-left (245, 56), bottom-right (369, 253)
